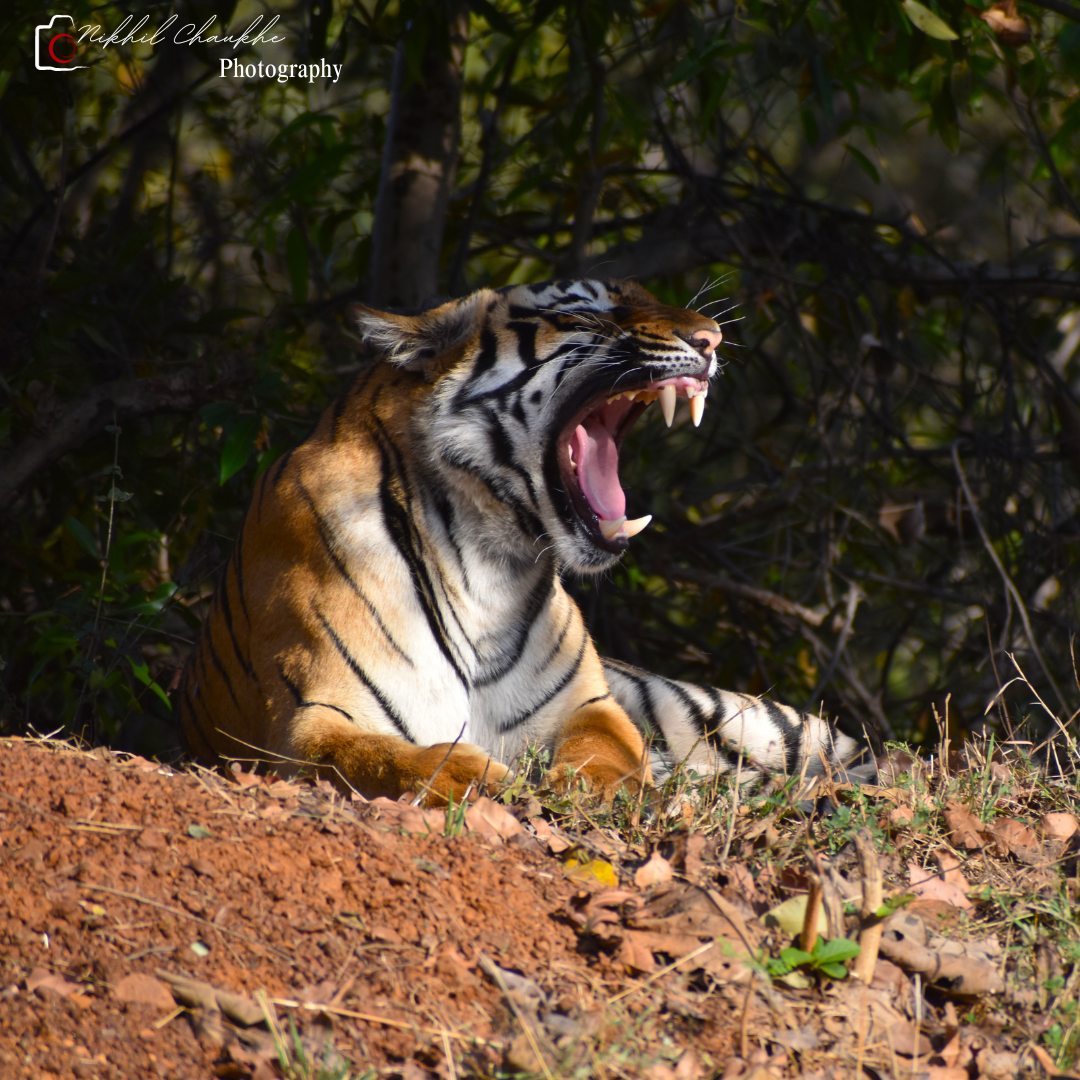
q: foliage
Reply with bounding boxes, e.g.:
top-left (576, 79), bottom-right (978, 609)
top-left (4, 0), bottom-right (1080, 752)
top-left (765, 936), bottom-right (861, 983)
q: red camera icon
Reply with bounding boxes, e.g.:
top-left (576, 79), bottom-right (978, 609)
top-left (35, 15), bottom-right (87, 72)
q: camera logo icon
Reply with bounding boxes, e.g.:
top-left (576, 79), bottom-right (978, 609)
top-left (35, 15), bottom-right (87, 72)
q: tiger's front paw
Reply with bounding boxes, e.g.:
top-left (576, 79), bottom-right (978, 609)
top-left (408, 742), bottom-right (510, 807)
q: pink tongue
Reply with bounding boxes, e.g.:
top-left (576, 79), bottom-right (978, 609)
top-left (571, 418), bottom-right (626, 521)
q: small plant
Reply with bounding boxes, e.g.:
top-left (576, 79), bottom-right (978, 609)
top-left (766, 936), bottom-right (862, 986)
top-left (443, 792), bottom-right (469, 837)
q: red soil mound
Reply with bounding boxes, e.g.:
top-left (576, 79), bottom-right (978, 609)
top-left (0, 738), bottom-right (733, 1079)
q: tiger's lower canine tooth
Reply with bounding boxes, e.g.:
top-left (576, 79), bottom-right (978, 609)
top-left (659, 384), bottom-right (676, 427)
top-left (599, 516), bottom-right (626, 540)
top-left (689, 394), bottom-right (705, 427)
top-left (621, 514), bottom-right (652, 538)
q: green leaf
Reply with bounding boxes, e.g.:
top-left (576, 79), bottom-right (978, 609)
top-left (874, 894), bottom-right (914, 919)
top-left (465, 0), bottom-right (518, 36)
top-left (819, 962), bottom-right (849, 979)
top-left (813, 938), bottom-right (862, 963)
top-left (170, 308), bottom-right (258, 335)
top-left (66, 517), bottom-right (99, 561)
top-left (812, 55), bottom-right (834, 123)
top-left (779, 946), bottom-right (815, 968)
top-left (188, 824), bottom-right (212, 839)
top-left (901, 0), bottom-right (959, 40)
top-left (200, 402), bottom-right (236, 429)
top-left (255, 443), bottom-right (287, 476)
top-left (845, 144), bottom-right (881, 183)
top-left (220, 415), bottom-right (262, 485)
top-left (286, 227), bottom-right (309, 304)
top-left (127, 656), bottom-right (173, 710)
top-left (268, 111), bottom-right (338, 151)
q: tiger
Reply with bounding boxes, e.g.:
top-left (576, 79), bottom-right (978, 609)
top-left (179, 278), bottom-right (859, 804)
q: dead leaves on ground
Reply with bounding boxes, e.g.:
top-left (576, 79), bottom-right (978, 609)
top-left (877, 911), bottom-right (1004, 995)
top-left (568, 881), bottom-right (761, 983)
top-left (942, 801), bottom-right (1080, 874)
top-left (151, 969), bottom-right (348, 1079)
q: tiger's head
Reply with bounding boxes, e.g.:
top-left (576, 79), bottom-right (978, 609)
top-left (354, 279), bottom-right (722, 573)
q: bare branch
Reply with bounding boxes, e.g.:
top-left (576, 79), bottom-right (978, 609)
top-left (1028, 0), bottom-right (1080, 24)
top-left (670, 565), bottom-right (830, 627)
top-left (0, 364), bottom-right (250, 509)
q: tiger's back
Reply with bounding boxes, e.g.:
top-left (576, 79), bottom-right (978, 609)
top-left (180, 280), bottom-right (858, 801)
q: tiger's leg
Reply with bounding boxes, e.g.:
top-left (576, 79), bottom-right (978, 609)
top-left (286, 711), bottom-right (509, 805)
top-left (548, 697), bottom-right (652, 800)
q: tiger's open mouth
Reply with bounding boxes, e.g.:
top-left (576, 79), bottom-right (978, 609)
top-left (557, 375), bottom-right (709, 551)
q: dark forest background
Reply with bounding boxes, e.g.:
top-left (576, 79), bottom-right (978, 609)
top-left (4, 0), bottom-right (1080, 761)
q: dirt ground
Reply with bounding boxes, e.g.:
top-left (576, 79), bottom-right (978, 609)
top-left (1, 736), bottom-right (1073, 1080)
top-left (0, 738), bottom-right (748, 1079)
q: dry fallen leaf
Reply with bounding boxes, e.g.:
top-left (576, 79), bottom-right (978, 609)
top-left (114, 973), bottom-right (175, 1011)
top-left (1041, 812), bottom-right (1079, 842)
top-left (683, 834), bottom-right (706, 878)
top-left (907, 899), bottom-right (967, 933)
top-left (565, 856), bottom-right (619, 888)
top-left (944, 803), bottom-right (987, 850)
top-left (762, 894), bottom-right (811, 937)
top-left (987, 818), bottom-right (1041, 863)
top-left (724, 863), bottom-right (759, 902)
top-left (977, 1049), bottom-right (1022, 1079)
top-left (887, 1019), bottom-right (932, 1057)
top-left (464, 796), bottom-right (523, 840)
top-left (27, 968), bottom-right (83, 999)
top-left (635, 851), bottom-right (674, 889)
top-left (979, 1), bottom-right (1031, 48)
top-left (907, 861), bottom-right (972, 911)
top-left (933, 848), bottom-right (970, 888)
top-left (878, 912), bottom-right (1003, 995)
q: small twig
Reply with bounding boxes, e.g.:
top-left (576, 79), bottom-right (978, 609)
top-left (270, 998), bottom-right (501, 1048)
top-left (255, 989), bottom-right (286, 1058)
top-left (125, 944), bottom-right (176, 963)
top-left (442, 1027), bottom-right (458, 1080)
top-left (800, 873), bottom-right (822, 955)
top-left (479, 952), bottom-right (558, 1080)
top-left (853, 829), bottom-right (884, 983)
top-left (952, 442), bottom-right (1068, 714)
top-left (739, 981), bottom-right (752, 1059)
top-left (719, 711), bottom-right (748, 863)
top-left (412, 721), bottom-right (469, 807)
top-left (606, 940), bottom-right (718, 1004)
top-left (78, 882), bottom-right (296, 966)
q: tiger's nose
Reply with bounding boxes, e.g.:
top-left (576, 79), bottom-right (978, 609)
top-left (690, 328), bottom-right (722, 357)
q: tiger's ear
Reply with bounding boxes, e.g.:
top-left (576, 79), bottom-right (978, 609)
top-left (352, 291), bottom-right (495, 377)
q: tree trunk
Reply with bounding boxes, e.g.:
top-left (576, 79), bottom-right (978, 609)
top-left (368, 6), bottom-right (469, 310)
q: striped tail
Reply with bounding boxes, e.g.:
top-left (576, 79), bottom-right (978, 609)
top-left (601, 658), bottom-right (860, 780)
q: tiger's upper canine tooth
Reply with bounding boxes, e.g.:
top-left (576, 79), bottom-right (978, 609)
top-left (599, 516), bottom-right (626, 540)
top-left (621, 514), bottom-right (652, 538)
top-left (659, 384), bottom-right (677, 427)
top-left (689, 393), bottom-right (705, 427)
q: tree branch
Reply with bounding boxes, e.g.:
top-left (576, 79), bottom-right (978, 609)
top-left (1028, 0), bottom-right (1080, 24)
top-left (582, 201), bottom-right (1080, 299)
top-left (0, 363), bottom-right (251, 509)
